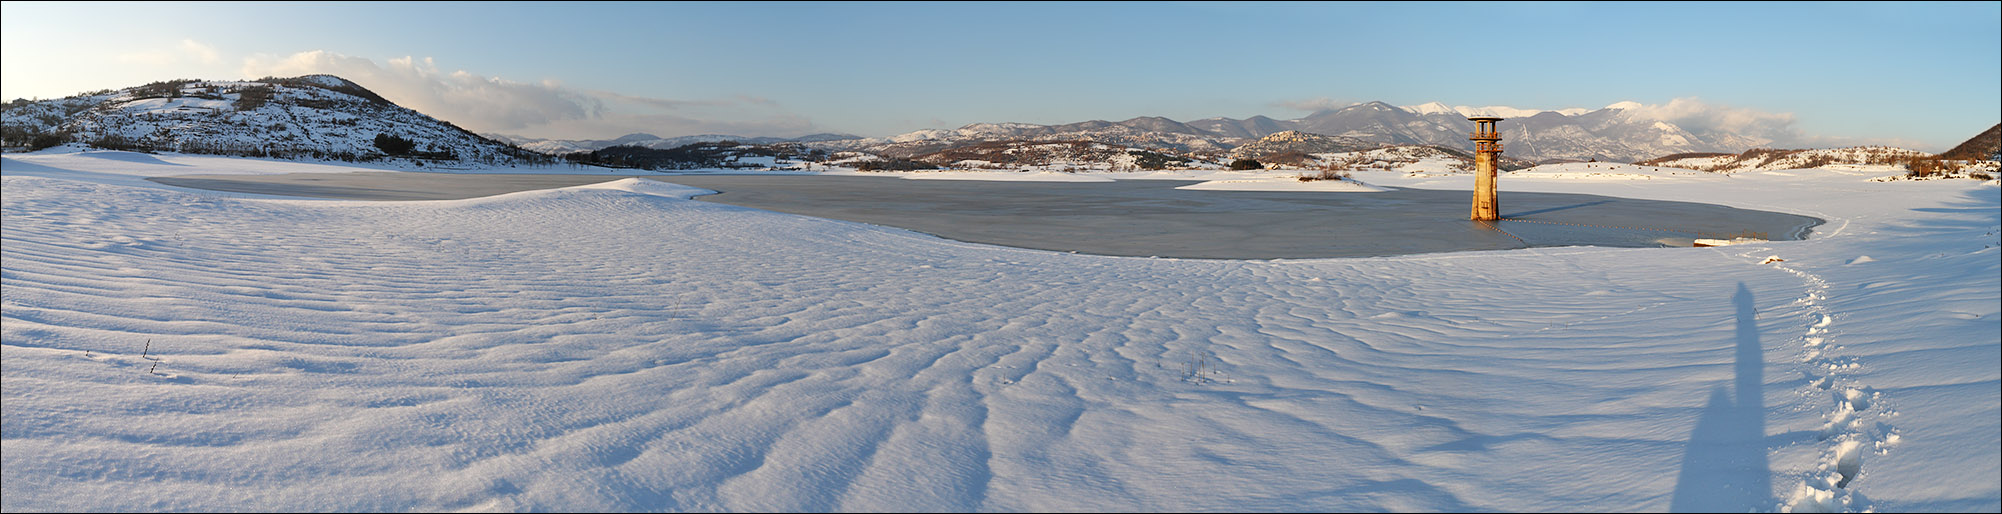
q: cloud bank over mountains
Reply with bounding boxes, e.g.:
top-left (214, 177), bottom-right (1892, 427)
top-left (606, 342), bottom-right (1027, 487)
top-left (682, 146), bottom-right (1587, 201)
top-left (238, 50), bottom-right (825, 140)
top-left (1609, 97), bottom-right (1803, 145)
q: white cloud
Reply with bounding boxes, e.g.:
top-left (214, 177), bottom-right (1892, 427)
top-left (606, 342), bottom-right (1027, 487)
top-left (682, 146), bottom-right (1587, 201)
top-left (239, 50), bottom-right (823, 139)
top-left (115, 38), bottom-right (222, 67)
top-left (528, 113), bottom-right (820, 141)
top-left (1271, 97), bottom-right (1358, 113)
top-left (180, 39), bottom-right (220, 65)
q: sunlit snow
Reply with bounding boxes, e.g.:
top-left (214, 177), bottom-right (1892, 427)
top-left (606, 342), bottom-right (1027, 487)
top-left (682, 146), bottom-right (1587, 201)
top-left (3, 150), bottom-right (1996, 512)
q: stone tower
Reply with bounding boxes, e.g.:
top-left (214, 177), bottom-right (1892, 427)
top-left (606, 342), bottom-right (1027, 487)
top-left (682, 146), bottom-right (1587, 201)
top-left (1469, 116), bottom-right (1504, 221)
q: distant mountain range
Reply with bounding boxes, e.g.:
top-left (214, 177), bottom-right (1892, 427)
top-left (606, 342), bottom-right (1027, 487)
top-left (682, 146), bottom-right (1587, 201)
top-left (490, 98), bottom-right (1771, 164)
top-left (803, 100), bottom-right (1777, 164)
top-left (8, 74), bottom-right (1985, 174)
top-left (482, 132), bottom-right (864, 156)
top-left (496, 100), bottom-right (1780, 164)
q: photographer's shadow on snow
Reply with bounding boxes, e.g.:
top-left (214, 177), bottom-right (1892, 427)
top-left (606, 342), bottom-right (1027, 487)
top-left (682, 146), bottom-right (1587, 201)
top-left (1669, 283), bottom-right (1772, 511)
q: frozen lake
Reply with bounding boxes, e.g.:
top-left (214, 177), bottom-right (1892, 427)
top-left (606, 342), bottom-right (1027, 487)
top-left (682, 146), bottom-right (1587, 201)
top-left (149, 172), bottom-right (1822, 259)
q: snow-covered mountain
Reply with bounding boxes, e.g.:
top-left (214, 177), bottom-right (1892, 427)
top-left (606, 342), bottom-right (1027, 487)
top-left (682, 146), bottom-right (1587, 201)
top-left (1399, 101), bottom-right (1591, 118)
top-left (0, 75), bottom-right (542, 165)
top-left (1273, 101), bottom-right (1773, 163)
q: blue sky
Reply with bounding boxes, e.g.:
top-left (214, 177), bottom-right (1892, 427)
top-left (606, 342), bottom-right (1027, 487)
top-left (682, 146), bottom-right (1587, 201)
top-left (2, 1), bottom-right (1997, 151)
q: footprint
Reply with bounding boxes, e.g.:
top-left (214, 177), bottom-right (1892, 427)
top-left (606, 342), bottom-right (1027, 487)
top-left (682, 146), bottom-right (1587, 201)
top-left (1834, 440), bottom-right (1864, 488)
top-left (1820, 407), bottom-right (1858, 439)
top-left (1841, 388), bottom-right (1872, 411)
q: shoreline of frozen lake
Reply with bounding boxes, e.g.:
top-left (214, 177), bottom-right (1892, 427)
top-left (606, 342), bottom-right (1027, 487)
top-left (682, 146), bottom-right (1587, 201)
top-left (148, 171), bottom-right (1821, 259)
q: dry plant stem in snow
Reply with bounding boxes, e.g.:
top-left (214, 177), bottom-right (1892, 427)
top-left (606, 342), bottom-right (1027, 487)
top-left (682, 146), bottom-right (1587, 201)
top-left (1297, 169), bottom-right (1352, 182)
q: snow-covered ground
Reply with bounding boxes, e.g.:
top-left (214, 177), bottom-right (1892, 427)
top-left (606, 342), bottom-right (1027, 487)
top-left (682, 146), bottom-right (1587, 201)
top-left (3, 150), bottom-right (1997, 512)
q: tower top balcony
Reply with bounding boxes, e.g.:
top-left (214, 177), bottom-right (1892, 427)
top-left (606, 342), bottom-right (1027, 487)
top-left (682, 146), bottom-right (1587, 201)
top-left (1468, 115), bottom-right (1503, 141)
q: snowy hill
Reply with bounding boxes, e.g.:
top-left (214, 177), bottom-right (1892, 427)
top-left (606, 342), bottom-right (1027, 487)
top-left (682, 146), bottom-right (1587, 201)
top-left (0, 75), bottom-right (543, 165)
top-left (1939, 123), bottom-right (2001, 162)
top-left (1636, 146), bottom-right (1934, 174)
top-left (1225, 130), bottom-right (1378, 160)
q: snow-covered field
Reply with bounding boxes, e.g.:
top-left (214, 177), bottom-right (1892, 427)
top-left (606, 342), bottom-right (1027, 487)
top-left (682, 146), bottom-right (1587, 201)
top-left (3, 151), bottom-right (1997, 512)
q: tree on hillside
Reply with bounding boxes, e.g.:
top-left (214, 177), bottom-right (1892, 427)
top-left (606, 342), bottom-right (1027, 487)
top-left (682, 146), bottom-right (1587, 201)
top-left (1229, 158), bottom-right (1264, 170)
top-left (28, 131), bottom-right (69, 151)
top-left (374, 133), bottom-right (416, 155)
top-left (234, 86), bottom-right (273, 111)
